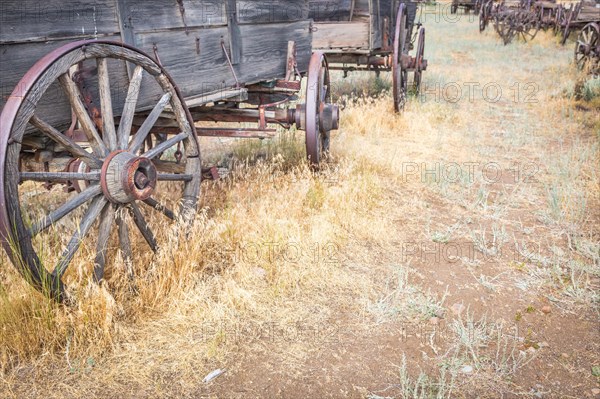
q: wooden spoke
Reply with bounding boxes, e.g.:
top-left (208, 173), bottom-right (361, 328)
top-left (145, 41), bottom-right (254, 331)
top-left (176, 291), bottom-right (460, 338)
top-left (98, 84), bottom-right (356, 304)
top-left (52, 196), bottom-right (107, 277)
top-left (157, 173), bottom-right (193, 181)
top-left (143, 197), bottom-right (175, 220)
top-left (20, 171), bottom-right (100, 183)
top-left (117, 65), bottom-right (144, 150)
top-left (97, 57), bottom-right (118, 151)
top-left (58, 73), bottom-right (108, 157)
top-left (29, 115), bottom-right (102, 169)
top-left (117, 214), bottom-right (134, 278)
top-left (93, 203), bottom-right (116, 282)
top-left (128, 93), bottom-right (172, 154)
top-left (141, 132), bottom-right (187, 159)
top-left (129, 203), bottom-right (158, 252)
top-left (30, 185), bottom-right (102, 237)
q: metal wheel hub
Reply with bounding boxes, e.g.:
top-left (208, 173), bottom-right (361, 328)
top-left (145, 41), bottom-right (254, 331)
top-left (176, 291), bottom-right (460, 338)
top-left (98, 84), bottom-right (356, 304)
top-left (294, 102), bottom-right (339, 131)
top-left (101, 151), bottom-right (157, 204)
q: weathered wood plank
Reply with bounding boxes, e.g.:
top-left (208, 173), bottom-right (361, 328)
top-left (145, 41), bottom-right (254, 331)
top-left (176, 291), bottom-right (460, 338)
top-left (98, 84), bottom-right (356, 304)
top-left (120, 0), bottom-right (227, 32)
top-left (309, 0), bottom-right (354, 21)
top-left (313, 21), bottom-right (370, 49)
top-left (0, 0), bottom-right (120, 43)
top-left (237, 0), bottom-right (309, 23)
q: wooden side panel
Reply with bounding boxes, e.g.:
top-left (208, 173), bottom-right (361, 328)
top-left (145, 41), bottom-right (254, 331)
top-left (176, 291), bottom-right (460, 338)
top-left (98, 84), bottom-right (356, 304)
top-left (132, 20), bottom-right (312, 103)
top-left (122, 0), bottom-right (227, 32)
top-left (133, 27), bottom-right (234, 103)
top-left (371, 0), bottom-right (382, 49)
top-left (237, 20), bottom-right (312, 79)
top-left (308, 0), bottom-right (353, 21)
top-left (380, 0), bottom-right (394, 19)
top-left (0, 0), bottom-right (120, 43)
top-left (237, 0), bottom-right (309, 23)
top-left (313, 20), bottom-right (370, 49)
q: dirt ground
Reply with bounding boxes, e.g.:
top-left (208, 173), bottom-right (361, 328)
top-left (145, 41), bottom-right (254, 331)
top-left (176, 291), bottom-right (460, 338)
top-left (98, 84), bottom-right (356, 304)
top-left (1, 4), bottom-right (599, 399)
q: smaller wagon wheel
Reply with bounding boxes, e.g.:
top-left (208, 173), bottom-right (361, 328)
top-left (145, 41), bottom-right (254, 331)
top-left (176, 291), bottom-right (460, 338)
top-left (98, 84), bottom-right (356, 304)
top-left (393, 3), bottom-right (408, 113)
top-left (0, 41), bottom-right (201, 300)
top-left (516, 12), bottom-right (540, 42)
top-left (413, 27), bottom-right (426, 93)
top-left (479, 1), bottom-right (491, 32)
top-left (495, 14), bottom-right (516, 45)
top-left (304, 52), bottom-right (333, 165)
top-left (575, 22), bottom-right (600, 74)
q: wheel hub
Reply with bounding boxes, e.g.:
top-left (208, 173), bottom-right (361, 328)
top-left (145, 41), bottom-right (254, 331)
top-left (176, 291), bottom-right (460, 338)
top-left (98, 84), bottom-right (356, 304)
top-left (101, 151), bottom-right (157, 204)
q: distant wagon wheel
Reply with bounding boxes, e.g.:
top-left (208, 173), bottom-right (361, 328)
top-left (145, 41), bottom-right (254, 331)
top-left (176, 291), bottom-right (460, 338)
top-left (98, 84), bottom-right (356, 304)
top-left (304, 52), bottom-right (336, 165)
top-left (516, 12), bottom-right (540, 42)
top-left (0, 40), bottom-right (201, 300)
top-left (393, 3), bottom-right (408, 112)
top-left (479, 3), bottom-right (488, 32)
top-left (575, 22), bottom-right (600, 74)
top-left (495, 14), bottom-right (513, 45)
top-left (413, 27), bottom-right (426, 93)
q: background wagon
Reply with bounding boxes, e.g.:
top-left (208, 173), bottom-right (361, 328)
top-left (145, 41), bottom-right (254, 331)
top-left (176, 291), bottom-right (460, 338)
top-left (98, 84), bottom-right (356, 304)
top-left (0, 0), bottom-right (340, 299)
top-left (310, 0), bottom-right (428, 112)
top-left (559, 0), bottom-right (600, 44)
top-left (451, 0), bottom-right (481, 14)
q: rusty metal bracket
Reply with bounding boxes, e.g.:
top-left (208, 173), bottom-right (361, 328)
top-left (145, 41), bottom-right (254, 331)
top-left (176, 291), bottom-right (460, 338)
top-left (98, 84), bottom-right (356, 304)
top-left (176, 0), bottom-right (189, 34)
top-left (221, 38), bottom-right (240, 88)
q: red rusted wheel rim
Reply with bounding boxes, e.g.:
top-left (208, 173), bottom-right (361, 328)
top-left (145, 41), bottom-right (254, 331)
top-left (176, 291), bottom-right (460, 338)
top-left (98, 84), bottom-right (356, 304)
top-left (413, 27), bottom-right (426, 94)
top-left (393, 3), bottom-right (408, 113)
top-left (305, 52), bottom-right (332, 166)
top-left (0, 40), bottom-right (201, 300)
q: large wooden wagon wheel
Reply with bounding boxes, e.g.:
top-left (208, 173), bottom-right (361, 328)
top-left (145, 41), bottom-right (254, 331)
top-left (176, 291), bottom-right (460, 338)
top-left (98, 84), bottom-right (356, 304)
top-left (575, 22), bottom-right (600, 74)
top-left (304, 52), bottom-right (335, 165)
top-left (413, 27), bottom-right (426, 93)
top-left (393, 3), bottom-right (408, 113)
top-left (0, 40), bottom-right (201, 300)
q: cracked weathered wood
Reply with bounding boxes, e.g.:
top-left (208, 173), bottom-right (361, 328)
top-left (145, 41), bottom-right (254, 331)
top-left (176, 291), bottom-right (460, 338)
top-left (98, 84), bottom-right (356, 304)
top-left (129, 92), bottom-right (171, 154)
top-left (117, 65), bottom-right (144, 150)
top-left (97, 57), bottom-right (118, 151)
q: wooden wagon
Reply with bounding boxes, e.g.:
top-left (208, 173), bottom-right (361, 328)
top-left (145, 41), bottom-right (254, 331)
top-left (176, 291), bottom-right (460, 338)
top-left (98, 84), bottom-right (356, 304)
top-left (488, 0), bottom-right (541, 44)
top-left (310, 0), bottom-right (427, 112)
top-left (451, 0), bottom-right (481, 14)
top-left (0, 0), bottom-right (340, 299)
top-left (559, 0), bottom-right (600, 44)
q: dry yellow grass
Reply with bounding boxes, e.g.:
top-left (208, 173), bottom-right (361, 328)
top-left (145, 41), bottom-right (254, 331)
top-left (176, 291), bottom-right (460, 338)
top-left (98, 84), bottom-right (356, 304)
top-left (1, 5), bottom-right (599, 398)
